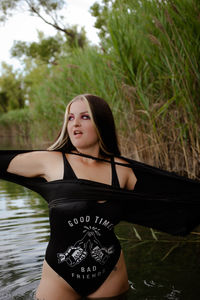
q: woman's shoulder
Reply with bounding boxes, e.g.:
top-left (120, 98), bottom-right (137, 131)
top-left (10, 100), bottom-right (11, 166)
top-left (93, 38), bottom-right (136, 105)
top-left (18, 150), bottom-right (62, 158)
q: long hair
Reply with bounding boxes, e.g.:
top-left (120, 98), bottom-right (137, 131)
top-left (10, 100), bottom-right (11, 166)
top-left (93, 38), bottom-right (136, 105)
top-left (48, 94), bottom-right (121, 156)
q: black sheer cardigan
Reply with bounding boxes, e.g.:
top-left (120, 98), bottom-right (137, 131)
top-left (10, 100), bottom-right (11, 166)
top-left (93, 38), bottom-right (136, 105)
top-left (0, 150), bottom-right (200, 236)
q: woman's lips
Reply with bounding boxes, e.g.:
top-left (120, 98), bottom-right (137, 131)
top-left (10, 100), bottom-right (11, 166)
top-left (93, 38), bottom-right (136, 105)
top-left (73, 130), bottom-right (83, 137)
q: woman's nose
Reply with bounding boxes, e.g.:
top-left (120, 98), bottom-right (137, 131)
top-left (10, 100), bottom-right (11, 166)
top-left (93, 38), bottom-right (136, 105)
top-left (74, 117), bottom-right (81, 126)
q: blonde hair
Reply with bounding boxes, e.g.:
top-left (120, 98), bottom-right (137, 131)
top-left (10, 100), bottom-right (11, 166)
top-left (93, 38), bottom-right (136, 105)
top-left (48, 95), bottom-right (87, 151)
top-left (48, 94), bottom-right (121, 156)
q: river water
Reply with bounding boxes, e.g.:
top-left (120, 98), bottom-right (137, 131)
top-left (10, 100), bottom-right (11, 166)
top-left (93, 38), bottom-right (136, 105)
top-left (0, 145), bottom-right (200, 299)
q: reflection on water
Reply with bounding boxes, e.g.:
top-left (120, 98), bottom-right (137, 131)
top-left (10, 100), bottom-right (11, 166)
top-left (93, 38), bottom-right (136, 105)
top-left (117, 224), bottom-right (200, 299)
top-left (0, 181), bottom-right (200, 299)
top-left (0, 181), bottom-right (49, 300)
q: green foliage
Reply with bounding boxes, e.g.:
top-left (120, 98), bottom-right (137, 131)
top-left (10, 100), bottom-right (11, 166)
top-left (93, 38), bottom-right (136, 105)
top-left (90, 0), bottom-right (111, 41)
top-left (0, 0), bottom-right (200, 176)
top-left (90, 0), bottom-right (131, 42)
top-left (0, 108), bottom-right (32, 145)
top-left (0, 91), bottom-right (9, 113)
top-left (11, 28), bottom-right (88, 69)
top-left (0, 0), bottom-right (19, 21)
top-left (102, 0), bottom-right (200, 174)
top-left (65, 25), bottom-right (88, 49)
top-left (11, 33), bottom-right (64, 64)
top-left (0, 63), bottom-right (25, 112)
top-left (0, 0), bottom-right (65, 22)
top-left (0, 107), bottom-right (30, 125)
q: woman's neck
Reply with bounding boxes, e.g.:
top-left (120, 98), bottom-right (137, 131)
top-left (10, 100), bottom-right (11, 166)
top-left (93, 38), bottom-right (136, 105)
top-left (75, 147), bottom-right (100, 159)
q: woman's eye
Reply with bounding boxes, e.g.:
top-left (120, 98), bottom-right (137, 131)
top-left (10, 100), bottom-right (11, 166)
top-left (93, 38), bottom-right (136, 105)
top-left (82, 115), bottom-right (90, 120)
top-left (68, 116), bottom-right (74, 121)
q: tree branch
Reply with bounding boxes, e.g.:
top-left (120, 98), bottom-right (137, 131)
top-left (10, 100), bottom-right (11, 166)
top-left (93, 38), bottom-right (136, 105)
top-left (24, 0), bottom-right (75, 38)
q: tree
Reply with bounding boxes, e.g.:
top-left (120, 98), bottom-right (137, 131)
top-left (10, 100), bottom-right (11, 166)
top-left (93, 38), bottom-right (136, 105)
top-left (90, 0), bottom-right (111, 41)
top-left (11, 27), bottom-right (87, 66)
top-left (0, 0), bottom-right (87, 48)
top-left (0, 63), bottom-right (25, 112)
top-left (90, 0), bottom-right (129, 42)
top-left (11, 32), bottom-right (64, 65)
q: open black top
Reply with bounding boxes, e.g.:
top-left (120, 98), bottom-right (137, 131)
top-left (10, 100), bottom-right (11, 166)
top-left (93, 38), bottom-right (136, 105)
top-left (0, 150), bottom-right (200, 236)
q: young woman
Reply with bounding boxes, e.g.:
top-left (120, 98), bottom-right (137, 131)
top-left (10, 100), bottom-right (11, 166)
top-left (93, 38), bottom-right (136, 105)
top-left (1, 94), bottom-right (200, 300)
top-left (4, 94), bottom-right (137, 300)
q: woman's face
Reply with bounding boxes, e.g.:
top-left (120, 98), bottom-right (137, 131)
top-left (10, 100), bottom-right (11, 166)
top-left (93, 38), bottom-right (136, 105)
top-left (67, 99), bottom-right (99, 152)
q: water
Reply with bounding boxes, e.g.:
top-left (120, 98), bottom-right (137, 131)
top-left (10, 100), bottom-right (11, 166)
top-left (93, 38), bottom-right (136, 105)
top-left (0, 181), bottom-right (200, 299)
top-left (117, 224), bottom-right (200, 299)
top-left (0, 182), bottom-right (49, 299)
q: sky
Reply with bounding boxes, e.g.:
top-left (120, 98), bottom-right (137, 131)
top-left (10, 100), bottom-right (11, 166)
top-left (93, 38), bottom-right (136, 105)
top-left (0, 0), bottom-right (100, 73)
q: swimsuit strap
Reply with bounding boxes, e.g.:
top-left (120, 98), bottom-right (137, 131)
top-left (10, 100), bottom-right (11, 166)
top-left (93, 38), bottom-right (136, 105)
top-left (62, 152), bottom-right (120, 188)
top-left (111, 156), bottom-right (120, 188)
top-left (62, 152), bottom-right (77, 180)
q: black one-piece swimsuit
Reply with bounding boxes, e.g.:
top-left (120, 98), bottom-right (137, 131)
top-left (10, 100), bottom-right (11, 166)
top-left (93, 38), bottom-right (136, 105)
top-left (45, 153), bottom-right (122, 296)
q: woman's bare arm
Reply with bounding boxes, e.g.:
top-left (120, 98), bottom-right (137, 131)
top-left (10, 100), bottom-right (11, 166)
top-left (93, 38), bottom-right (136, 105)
top-left (7, 151), bottom-right (63, 182)
top-left (7, 151), bottom-right (50, 178)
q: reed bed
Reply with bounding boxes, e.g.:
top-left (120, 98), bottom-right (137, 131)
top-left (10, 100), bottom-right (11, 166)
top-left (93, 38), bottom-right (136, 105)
top-left (1, 0), bottom-right (200, 179)
top-left (106, 0), bottom-right (200, 178)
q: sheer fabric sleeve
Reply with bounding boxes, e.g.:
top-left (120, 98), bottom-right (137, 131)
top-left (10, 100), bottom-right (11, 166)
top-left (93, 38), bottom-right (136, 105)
top-left (120, 157), bottom-right (200, 236)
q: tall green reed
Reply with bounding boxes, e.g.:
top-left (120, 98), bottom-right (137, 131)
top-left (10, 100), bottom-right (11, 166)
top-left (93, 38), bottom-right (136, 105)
top-left (105, 0), bottom-right (200, 177)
